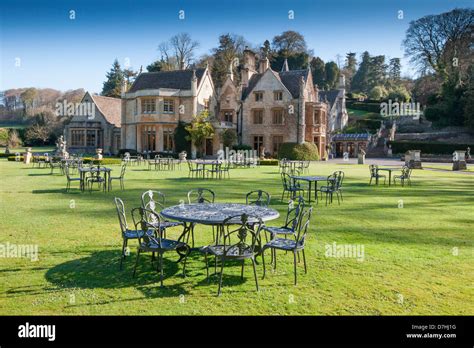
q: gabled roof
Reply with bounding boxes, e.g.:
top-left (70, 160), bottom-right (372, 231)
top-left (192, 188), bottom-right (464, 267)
top-left (242, 73), bottom-right (263, 100)
top-left (242, 69), bottom-right (309, 100)
top-left (128, 68), bottom-right (206, 92)
top-left (278, 69), bottom-right (309, 99)
top-left (89, 94), bottom-right (121, 127)
top-left (319, 89), bottom-right (344, 108)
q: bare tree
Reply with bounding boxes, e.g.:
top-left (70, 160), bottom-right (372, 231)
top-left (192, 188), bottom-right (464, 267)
top-left (158, 33), bottom-right (199, 70)
top-left (403, 8), bottom-right (473, 79)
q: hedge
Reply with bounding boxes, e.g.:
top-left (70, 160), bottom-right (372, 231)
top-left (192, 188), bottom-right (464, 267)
top-left (259, 159), bottom-right (279, 166)
top-left (278, 142), bottom-right (320, 160)
top-left (346, 101), bottom-right (381, 113)
top-left (7, 156), bottom-right (122, 165)
top-left (388, 141), bottom-right (473, 155)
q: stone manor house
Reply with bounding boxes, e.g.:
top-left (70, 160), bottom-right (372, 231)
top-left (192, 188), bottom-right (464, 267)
top-left (66, 48), bottom-right (348, 158)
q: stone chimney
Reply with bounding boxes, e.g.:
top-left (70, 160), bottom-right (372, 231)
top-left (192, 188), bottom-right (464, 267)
top-left (314, 84), bottom-right (319, 102)
top-left (338, 74), bottom-right (346, 90)
top-left (241, 48), bottom-right (257, 88)
top-left (297, 75), bottom-right (306, 144)
top-left (191, 69), bottom-right (198, 115)
top-left (121, 79), bottom-right (128, 97)
top-left (259, 56), bottom-right (269, 74)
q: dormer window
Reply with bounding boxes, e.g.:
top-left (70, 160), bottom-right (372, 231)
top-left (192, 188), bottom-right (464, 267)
top-left (142, 98), bottom-right (156, 114)
top-left (274, 91), bottom-right (283, 101)
top-left (255, 92), bottom-right (263, 102)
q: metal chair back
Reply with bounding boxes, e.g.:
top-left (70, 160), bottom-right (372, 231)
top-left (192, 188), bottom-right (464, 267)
top-left (246, 190), bottom-right (271, 207)
top-left (187, 188), bottom-right (215, 204)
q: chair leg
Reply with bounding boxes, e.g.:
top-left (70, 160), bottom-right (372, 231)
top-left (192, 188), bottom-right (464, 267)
top-left (251, 257), bottom-right (259, 292)
top-left (293, 250), bottom-right (298, 285)
top-left (241, 260), bottom-right (245, 280)
top-left (158, 252), bottom-right (164, 287)
top-left (205, 253), bottom-right (210, 282)
top-left (302, 249), bottom-right (307, 274)
top-left (261, 249), bottom-right (266, 279)
top-left (132, 249), bottom-right (141, 277)
top-left (120, 239), bottom-right (127, 270)
top-left (217, 259), bottom-right (225, 296)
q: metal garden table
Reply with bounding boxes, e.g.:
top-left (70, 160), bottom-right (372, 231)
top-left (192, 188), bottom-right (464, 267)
top-left (376, 167), bottom-right (401, 186)
top-left (160, 203), bottom-right (280, 252)
top-left (290, 175), bottom-right (333, 203)
top-left (78, 167), bottom-right (112, 192)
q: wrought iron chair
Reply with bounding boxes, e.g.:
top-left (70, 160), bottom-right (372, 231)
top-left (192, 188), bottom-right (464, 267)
top-left (108, 164), bottom-right (127, 191)
top-left (261, 206), bottom-right (313, 285)
top-left (141, 190), bottom-right (184, 239)
top-left (394, 166), bottom-right (412, 187)
top-left (114, 197), bottom-right (148, 270)
top-left (131, 208), bottom-right (190, 287)
top-left (206, 162), bottom-right (222, 179)
top-left (369, 164), bottom-right (386, 185)
top-left (262, 196), bottom-right (305, 265)
top-left (280, 173), bottom-right (304, 201)
top-left (87, 165), bottom-right (106, 193)
top-left (219, 160), bottom-right (231, 179)
top-left (246, 190), bottom-right (271, 207)
top-left (187, 161), bottom-right (204, 178)
top-left (64, 164), bottom-right (82, 192)
top-left (187, 188), bottom-right (216, 204)
top-left (49, 159), bottom-right (61, 174)
top-left (187, 188), bottom-right (216, 244)
top-left (203, 213), bottom-right (263, 296)
top-left (318, 172), bottom-right (339, 205)
top-left (333, 170), bottom-right (345, 202)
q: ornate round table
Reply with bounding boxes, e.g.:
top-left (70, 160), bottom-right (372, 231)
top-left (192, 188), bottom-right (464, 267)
top-left (161, 203), bottom-right (280, 252)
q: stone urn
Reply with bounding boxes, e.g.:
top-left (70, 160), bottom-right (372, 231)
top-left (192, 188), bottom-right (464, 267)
top-left (358, 149), bottom-right (366, 164)
top-left (452, 150), bottom-right (467, 171)
top-left (24, 147), bottom-right (33, 164)
top-left (96, 148), bottom-right (103, 160)
top-left (179, 151), bottom-right (187, 161)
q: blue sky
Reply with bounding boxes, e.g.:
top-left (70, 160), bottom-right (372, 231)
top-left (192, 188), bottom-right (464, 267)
top-left (1, 0), bottom-right (472, 93)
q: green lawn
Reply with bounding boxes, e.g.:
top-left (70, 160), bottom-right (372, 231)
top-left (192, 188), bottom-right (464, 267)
top-left (0, 160), bottom-right (472, 315)
top-left (347, 108), bottom-right (375, 118)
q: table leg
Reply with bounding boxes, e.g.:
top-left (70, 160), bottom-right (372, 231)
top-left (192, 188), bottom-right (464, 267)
top-left (376, 170), bottom-right (379, 185)
top-left (315, 181), bottom-right (318, 203)
top-left (389, 171), bottom-right (392, 186)
top-left (308, 181), bottom-right (312, 203)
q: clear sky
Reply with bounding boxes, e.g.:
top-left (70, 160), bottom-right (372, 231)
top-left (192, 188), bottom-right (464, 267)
top-left (1, 0), bottom-right (472, 93)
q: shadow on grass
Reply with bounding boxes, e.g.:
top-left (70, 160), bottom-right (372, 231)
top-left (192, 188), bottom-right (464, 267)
top-left (45, 250), bottom-right (188, 298)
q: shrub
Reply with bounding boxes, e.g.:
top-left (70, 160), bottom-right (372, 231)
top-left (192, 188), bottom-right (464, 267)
top-left (369, 86), bottom-right (388, 100)
top-left (232, 144), bottom-right (253, 151)
top-left (82, 157), bottom-right (122, 165)
top-left (174, 121), bottom-right (191, 154)
top-left (118, 149), bottom-right (139, 157)
top-left (388, 141), bottom-right (474, 155)
top-left (387, 86), bottom-right (411, 102)
top-left (278, 142), bottom-right (320, 160)
top-left (221, 129), bottom-right (238, 148)
top-left (0, 128), bottom-right (8, 146)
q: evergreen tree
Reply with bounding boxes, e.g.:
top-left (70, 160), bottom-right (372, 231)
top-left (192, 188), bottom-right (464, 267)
top-left (351, 51), bottom-right (371, 93)
top-left (211, 34), bottom-right (247, 88)
top-left (325, 61), bottom-right (340, 89)
top-left (310, 57), bottom-right (325, 89)
top-left (101, 59), bottom-right (124, 98)
top-left (388, 58), bottom-right (401, 82)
